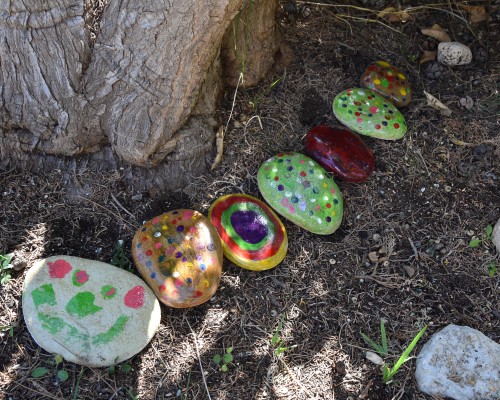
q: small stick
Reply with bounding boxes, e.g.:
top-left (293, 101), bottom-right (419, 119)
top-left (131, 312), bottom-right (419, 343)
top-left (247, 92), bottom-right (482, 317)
top-left (408, 237), bottom-right (419, 260)
top-left (186, 320), bottom-right (212, 400)
top-left (110, 192), bottom-right (136, 219)
top-left (210, 126), bottom-right (224, 171)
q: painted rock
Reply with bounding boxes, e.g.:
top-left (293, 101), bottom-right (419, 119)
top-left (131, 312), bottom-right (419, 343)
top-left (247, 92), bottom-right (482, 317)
top-left (22, 256), bottom-right (161, 367)
top-left (132, 210), bottom-right (223, 308)
top-left (333, 88), bottom-right (407, 140)
top-left (209, 194), bottom-right (288, 271)
top-left (360, 61), bottom-right (412, 107)
top-left (437, 42), bottom-right (472, 66)
top-left (304, 125), bottom-right (375, 183)
top-left (257, 152), bottom-right (343, 235)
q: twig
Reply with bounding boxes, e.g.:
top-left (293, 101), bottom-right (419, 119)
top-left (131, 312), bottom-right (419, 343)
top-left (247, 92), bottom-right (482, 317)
top-left (408, 237), bottom-right (419, 260)
top-left (110, 192), bottom-right (136, 219)
top-left (186, 319), bottom-right (211, 400)
top-left (76, 196), bottom-right (139, 231)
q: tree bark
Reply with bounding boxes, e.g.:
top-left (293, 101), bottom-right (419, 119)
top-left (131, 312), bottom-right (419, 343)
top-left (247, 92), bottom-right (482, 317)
top-left (0, 0), bottom-right (282, 190)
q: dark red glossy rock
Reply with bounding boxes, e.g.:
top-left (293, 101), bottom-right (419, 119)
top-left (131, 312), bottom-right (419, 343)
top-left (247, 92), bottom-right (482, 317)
top-left (304, 125), bottom-right (375, 183)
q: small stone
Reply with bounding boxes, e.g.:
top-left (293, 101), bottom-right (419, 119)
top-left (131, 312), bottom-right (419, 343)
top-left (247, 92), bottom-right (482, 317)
top-left (424, 61), bottom-right (444, 79)
top-left (209, 194), bottom-right (288, 271)
top-left (257, 152), bottom-right (343, 235)
top-left (360, 61), bottom-right (412, 107)
top-left (437, 42), bottom-right (473, 66)
top-left (22, 256), bottom-right (161, 367)
top-left (459, 96), bottom-right (474, 110)
top-left (474, 47), bottom-right (488, 63)
top-left (304, 125), bottom-right (375, 183)
top-left (332, 88), bottom-right (407, 140)
top-left (492, 218), bottom-right (500, 255)
top-left (402, 265), bottom-right (415, 277)
top-left (132, 210), bottom-right (223, 308)
top-left (416, 324), bottom-right (500, 399)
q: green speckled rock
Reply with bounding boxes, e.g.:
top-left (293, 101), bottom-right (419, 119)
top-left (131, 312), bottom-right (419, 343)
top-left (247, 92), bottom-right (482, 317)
top-left (333, 88), bottom-right (407, 140)
top-left (257, 152), bottom-right (343, 235)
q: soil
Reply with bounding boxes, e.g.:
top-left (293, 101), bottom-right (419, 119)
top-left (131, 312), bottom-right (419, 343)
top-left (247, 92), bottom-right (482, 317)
top-left (1, 1), bottom-right (499, 399)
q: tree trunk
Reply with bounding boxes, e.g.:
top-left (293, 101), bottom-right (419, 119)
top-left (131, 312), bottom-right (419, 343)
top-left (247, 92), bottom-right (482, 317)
top-left (0, 0), bottom-right (283, 190)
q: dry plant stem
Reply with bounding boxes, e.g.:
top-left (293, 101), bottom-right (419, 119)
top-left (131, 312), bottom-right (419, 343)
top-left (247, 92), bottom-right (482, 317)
top-left (76, 196), bottom-right (139, 231)
top-left (110, 193), bottom-right (136, 219)
top-left (186, 320), bottom-right (211, 400)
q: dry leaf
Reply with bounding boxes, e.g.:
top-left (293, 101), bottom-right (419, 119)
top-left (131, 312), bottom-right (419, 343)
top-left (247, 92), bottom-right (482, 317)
top-left (377, 7), bottom-right (412, 22)
top-left (424, 91), bottom-right (452, 116)
top-left (210, 126), bottom-right (224, 170)
top-left (368, 251), bottom-right (379, 263)
top-left (459, 5), bottom-right (488, 23)
top-left (421, 24), bottom-right (451, 42)
top-left (419, 50), bottom-right (437, 64)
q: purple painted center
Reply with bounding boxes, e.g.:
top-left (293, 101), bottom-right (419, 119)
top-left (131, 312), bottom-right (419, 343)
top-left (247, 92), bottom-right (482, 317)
top-left (230, 210), bottom-right (268, 244)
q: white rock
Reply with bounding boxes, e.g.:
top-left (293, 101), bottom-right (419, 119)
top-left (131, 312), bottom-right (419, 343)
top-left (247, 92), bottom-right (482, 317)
top-left (492, 218), bottom-right (500, 255)
top-left (437, 42), bottom-right (472, 66)
top-left (415, 324), bottom-right (500, 399)
top-left (22, 256), bottom-right (161, 367)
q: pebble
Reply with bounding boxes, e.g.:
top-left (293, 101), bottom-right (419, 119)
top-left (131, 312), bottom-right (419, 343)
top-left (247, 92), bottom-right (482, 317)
top-left (437, 42), bottom-right (473, 66)
top-left (416, 324), bottom-right (500, 399)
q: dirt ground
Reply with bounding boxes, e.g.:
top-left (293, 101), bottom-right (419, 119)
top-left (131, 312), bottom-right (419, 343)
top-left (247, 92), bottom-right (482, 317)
top-left (1, 1), bottom-right (499, 399)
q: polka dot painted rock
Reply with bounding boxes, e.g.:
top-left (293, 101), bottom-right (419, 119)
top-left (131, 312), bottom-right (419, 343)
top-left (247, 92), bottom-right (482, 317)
top-left (333, 88), bottom-right (407, 140)
top-left (132, 210), bottom-right (223, 308)
top-left (304, 125), bottom-right (375, 183)
top-left (22, 256), bottom-right (161, 367)
top-left (360, 61), bottom-right (412, 107)
top-left (257, 152), bottom-right (343, 235)
top-left (209, 194), bottom-right (288, 271)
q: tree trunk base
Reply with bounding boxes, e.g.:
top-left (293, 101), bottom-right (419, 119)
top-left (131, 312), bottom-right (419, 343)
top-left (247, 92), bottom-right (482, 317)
top-left (1, 116), bottom-right (217, 193)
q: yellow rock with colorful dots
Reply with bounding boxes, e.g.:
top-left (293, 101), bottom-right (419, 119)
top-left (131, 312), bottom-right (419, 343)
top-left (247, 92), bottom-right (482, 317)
top-left (132, 210), bottom-right (223, 308)
top-left (360, 61), bottom-right (412, 107)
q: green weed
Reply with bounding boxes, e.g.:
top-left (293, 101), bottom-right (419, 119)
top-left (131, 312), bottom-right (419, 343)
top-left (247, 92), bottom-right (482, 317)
top-left (271, 314), bottom-right (287, 357)
top-left (110, 240), bottom-right (133, 272)
top-left (0, 253), bottom-right (13, 285)
top-left (469, 224), bottom-right (493, 247)
top-left (30, 354), bottom-right (70, 382)
top-left (213, 347), bottom-right (234, 372)
top-left (362, 321), bottom-right (427, 384)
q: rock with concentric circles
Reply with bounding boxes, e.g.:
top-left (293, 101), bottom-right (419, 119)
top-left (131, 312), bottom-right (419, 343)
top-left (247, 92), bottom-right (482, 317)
top-left (209, 194), bottom-right (288, 271)
top-left (22, 256), bottom-right (161, 367)
top-left (132, 210), bottom-right (223, 308)
top-left (257, 152), bottom-right (343, 235)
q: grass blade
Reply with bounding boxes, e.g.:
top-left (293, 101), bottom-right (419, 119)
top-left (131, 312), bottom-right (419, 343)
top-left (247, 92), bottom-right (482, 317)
top-left (383, 326), bottom-right (427, 383)
top-left (360, 332), bottom-right (384, 355)
top-left (380, 320), bottom-right (388, 355)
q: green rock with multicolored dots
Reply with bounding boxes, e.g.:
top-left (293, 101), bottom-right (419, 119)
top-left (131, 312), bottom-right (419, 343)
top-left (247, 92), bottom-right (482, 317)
top-left (22, 256), bottom-right (161, 367)
top-left (257, 152), bottom-right (343, 235)
top-left (360, 61), bottom-right (412, 107)
top-left (333, 88), bottom-right (407, 140)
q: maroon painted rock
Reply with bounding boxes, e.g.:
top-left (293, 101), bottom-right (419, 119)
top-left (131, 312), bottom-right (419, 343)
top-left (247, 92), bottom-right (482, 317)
top-left (304, 125), bottom-right (375, 183)
top-left (360, 61), bottom-right (412, 107)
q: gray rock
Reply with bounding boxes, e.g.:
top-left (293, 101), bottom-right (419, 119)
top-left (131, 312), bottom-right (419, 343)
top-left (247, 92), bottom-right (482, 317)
top-left (438, 42), bottom-right (473, 66)
top-left (415, 324), bottom-right (500, 399)
top-left (493, 218), bottom-right (500, 255)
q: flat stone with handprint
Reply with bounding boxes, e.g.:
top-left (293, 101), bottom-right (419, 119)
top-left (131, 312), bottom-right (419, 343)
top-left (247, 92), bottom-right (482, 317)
top-left (22, 256), bottom-right (161, 367)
